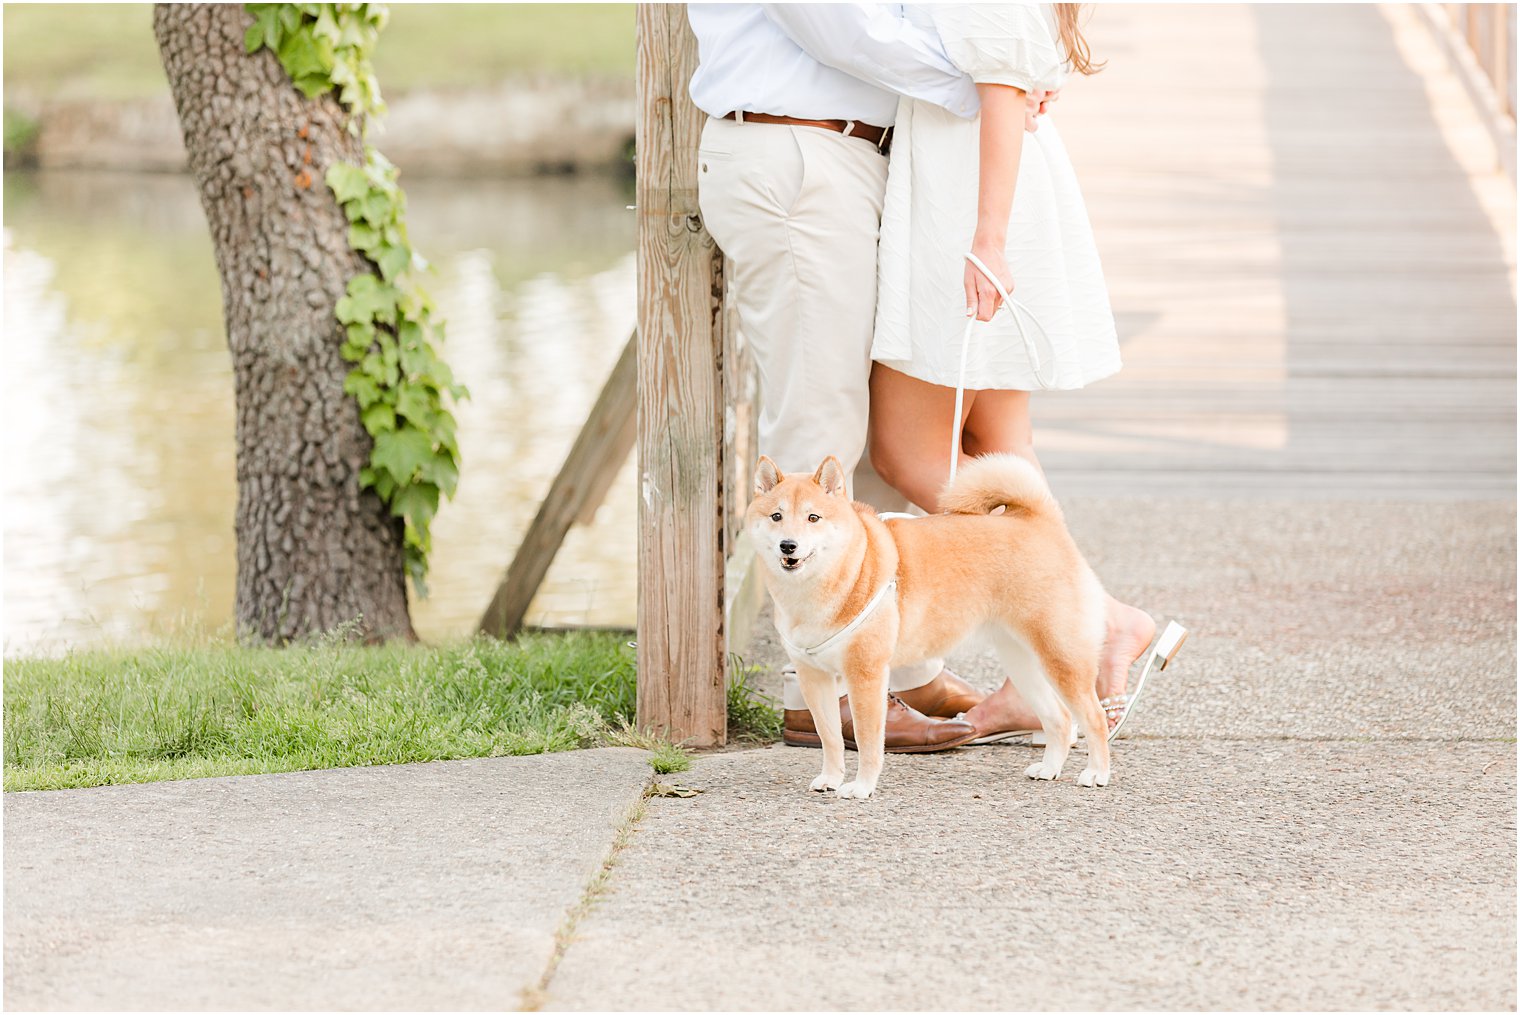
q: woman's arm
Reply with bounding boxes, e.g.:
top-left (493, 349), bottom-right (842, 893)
top-left (965, 82), bottom-right (1025, 321)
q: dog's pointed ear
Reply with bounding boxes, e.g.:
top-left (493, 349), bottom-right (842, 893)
top-left (754, 456), bottom-right (782, 495)
top-left (812, 456), bottom-right (847, 497)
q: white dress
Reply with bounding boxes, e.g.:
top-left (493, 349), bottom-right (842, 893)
top-left (873, 4), bottom-right (1121, 391)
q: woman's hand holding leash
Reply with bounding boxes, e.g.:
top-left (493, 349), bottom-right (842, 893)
top-left (964, 240), bottom-right (1014, 322)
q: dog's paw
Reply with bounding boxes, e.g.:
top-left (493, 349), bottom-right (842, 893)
top-left (1025, 760), bottom-right (1062, 781)
top-left (810, 773), bottom-right (843, 793)
top-left (1077, 767), bottom-right (1110, 788)
top-left (836, 780), bottom-right (876, 799)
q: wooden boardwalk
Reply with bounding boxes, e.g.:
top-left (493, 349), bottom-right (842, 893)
top-left (1042, 4), bottom-right (1515, 499)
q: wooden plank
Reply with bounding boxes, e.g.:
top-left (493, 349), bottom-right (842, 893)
top-left (574, 340), bottom-right (640, 528)
top-left (1022, 5), bottom-right (1515, 507)
top-left (634, 3), bottom-right (729, 746)
top-left (478, 332), bottom-right (638, 638)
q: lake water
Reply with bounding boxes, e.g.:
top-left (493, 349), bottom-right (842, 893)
top-left (4, 169), bottom-right (640, 654)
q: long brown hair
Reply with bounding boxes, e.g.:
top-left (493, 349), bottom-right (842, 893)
top-left (1054, 4), bottom-right (1104, 75)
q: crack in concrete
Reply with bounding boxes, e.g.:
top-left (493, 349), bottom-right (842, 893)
top-left (518, 779), bottom-right (655, 1011)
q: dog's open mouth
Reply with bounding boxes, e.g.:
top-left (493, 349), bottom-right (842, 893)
top-left (780, 552), bottom-right (815, 572)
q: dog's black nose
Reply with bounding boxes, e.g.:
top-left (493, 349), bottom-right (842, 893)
top-left (779, 539), bottom-right (798, 555)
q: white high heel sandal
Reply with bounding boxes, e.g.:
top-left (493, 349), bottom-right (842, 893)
top-left (1103, 620), bottom-right (1188, 741)
top-left (962, 621), bottom-right (1189, 746)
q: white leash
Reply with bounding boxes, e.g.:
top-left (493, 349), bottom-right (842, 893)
top-left (949, 252), bottom-right (1058, 483)
top-left (779, 578), bottom-right (898, 661)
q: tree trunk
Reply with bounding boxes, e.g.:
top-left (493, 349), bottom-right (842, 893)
top-left (154, 3), bottom-right (414, 643)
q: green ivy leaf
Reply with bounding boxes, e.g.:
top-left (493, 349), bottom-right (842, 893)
top-left (390, 480), bottom-right (441, 525)
top-left (245, 19), bottom-right (267, 54)
top-left (245, 5), bottom-right (281, 52)
top-left (330, 58), bottom-right (356, 88)
top-left (311, 4), bottom-right (341, 43)
top-left (326, 162), bottom-right (370, 204)
top-left (431, 356), bottom-right (458, 391)
top-left (348, 222), bottom-right (380, 250)
top-left (335, 274), bottom-right (397, 325)
top-left (376, 243), bottom-right (410, 281)
top-left (422, 451), bottom-right (460, 496)
top-left (371, 426), bottom-right (435, 485)
top-left (297, 74), bottom-right (335, 99)
top-left (337, 12), bottom-right (369, 49)
top-left (342, 320), bottom-right (376, 357)
top-left (359, 356), bottom-right (387, 383)
top-left (343, 371), bottom-right (381, 407)
top-left (277, 28), bottom-right (332, 84)
top-left (432, 410), bottom-right (458, 449)
top-left (394, 384), bottom-right (435, 425)
top-left (361, 402), bottom-right (397, 433)
top-left (360, 191), bottom-right (393, 226)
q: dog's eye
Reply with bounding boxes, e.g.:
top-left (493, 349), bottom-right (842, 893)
top-left (770, 512), bottom-right (782, 522)
top-left (807, 513), bottom-right (820, 523)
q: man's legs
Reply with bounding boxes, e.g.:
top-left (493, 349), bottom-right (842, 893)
top-left (698, 117), bottom-right (877, 483)
top-left (696, 117), bottom-right (974, 730)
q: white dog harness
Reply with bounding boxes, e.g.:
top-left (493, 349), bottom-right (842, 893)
top-left (950, 252), bottom-right (1058, 483)
top-left (778, 578), bottom-right (898, 662)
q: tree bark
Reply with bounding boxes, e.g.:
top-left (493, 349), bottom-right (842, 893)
top-left (155, 4), bottom-right (414, 643)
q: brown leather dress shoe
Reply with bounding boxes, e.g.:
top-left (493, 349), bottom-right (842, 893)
top-left (783, 695), bottom-right (979, 753)
top-left (891, 668), bottom-right (987, 719)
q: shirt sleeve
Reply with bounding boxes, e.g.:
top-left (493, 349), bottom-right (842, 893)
top-left (930, 4), bottom-right (1068, 92)
top-left (760, 4), bottom-right (980, 119)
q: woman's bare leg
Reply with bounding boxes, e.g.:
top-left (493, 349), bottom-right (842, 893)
top-left (867, 363), bottom-right (971, 513)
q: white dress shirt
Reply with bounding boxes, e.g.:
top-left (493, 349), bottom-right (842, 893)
top-left (687, 3), bottom-right (979, 125)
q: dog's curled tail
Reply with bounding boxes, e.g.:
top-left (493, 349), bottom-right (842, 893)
top-left (939, 453), bottom-right (1056, 517)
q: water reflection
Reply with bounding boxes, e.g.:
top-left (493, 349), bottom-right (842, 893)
top-left (3, 169), bottom-right (638, 654)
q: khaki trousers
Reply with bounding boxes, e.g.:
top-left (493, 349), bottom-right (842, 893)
top-left (696, 116), bottom-right (938, 710)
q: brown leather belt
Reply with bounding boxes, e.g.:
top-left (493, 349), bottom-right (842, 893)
top-left (722, 111), bottom-right (892, 152)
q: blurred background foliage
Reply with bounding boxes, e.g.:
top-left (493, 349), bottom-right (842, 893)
top-left (4, 4), bottom-right (645, 654)
top-left (4, 3), bottom-right (635, 103)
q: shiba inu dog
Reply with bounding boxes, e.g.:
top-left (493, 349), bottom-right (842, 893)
top-left (748, 453), bottom-right (1111, 799)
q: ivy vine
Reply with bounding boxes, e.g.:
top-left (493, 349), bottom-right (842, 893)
top-left (245, 2), bottom-right (465, 594)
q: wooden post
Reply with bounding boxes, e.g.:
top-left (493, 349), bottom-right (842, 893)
top-left (635, 3), bottom-right (729, 746)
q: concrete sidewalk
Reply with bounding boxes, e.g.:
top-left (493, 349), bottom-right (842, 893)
top-left (4, 749), bottom-right (655, 1010)
top-left (548, 741), bottom-right (1514, 1011)
top-left (544, 498), bottom-right (1516, 1010)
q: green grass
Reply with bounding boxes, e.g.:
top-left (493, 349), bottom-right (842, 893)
top-left (3, 632), bottom-right (644, 792)
top-left (2, 3), bottom-right (633, 103)
top-left (4, 631), bottom-right (782, 792)
top-left (604, 721), bottom-right (692, 775)
top-left (727, 658), bottom-right (783, 744)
